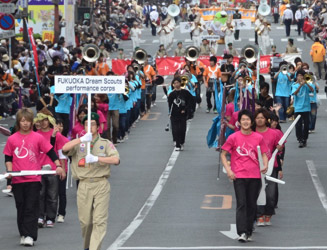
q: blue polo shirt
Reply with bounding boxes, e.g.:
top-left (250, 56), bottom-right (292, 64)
top-left (276, 73), bottom-right (292, 97)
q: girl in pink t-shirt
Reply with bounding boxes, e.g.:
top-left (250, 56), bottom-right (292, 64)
top-left (3, 108), bottom-right (64, 246)
top-left (72, 106), bottom-right (87, 139)
top-left (221, 109), bottom-right (268, 242)
top-left (253, 108), bottom-right (284, 227)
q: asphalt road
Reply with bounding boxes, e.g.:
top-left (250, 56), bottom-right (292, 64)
top-left (1, 19), bottom-right (327, 250)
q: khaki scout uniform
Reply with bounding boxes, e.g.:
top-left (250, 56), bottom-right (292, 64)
top-left (65, 137), bottom-right (119, 250)
top-left (174, 47), bottom-right (186, 57)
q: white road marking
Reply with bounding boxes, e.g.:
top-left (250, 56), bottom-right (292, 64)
top-left (306, 160), bottom-right (327, 215)
top-left (318, 94), bottom-right (327, 100)
top-left (153, 40), bottom-right (159, 43)
top-left (184, 39), bottom-right (192, 43)
top-left (281, 38), bottom-right (288, 42)
top-left (297, 38), bottom-right (304, 41)
top-left (249, 38), bottom-right (255, 42)
top-left (220, 224), bottom-right (238, 239)
top-left (107, 122), bottom-right (193, 250)
top-left (119, 247), bottom-right (327, 249)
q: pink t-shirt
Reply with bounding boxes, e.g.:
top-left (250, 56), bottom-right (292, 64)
top-left (97, 103), bottom-right (108, 120)
top-left (225, 103), bottom-right (235, 119)
top-left (229, 111), bottom-right (240, 131)
top-left (72, 122), bottom-right (85, 139)
top-left (3, 131), bottom-right (53, 184)
top-left (222, 131), bottom-right (268, 178)
top-left (256, 128), bottom-right (280, 167)
top-left (56, 134), bottom-right (69, 171)
top-left (37, 129), bottom-right (68, 170)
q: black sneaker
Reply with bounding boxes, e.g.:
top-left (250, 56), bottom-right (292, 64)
top-left (299, 141), bottom-right (304, 148)
top-left (303, 141), bottom-right (307, 147)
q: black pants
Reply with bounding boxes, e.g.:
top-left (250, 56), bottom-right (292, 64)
top-left (295, 112), bottom-right (310, 143)
top-left (257, 168), bottom-right (278, 217)
top-left (56, 113), bottom-right (70, 137)
top-left (39, 175), bottom-right (59, 222)
top-left (195, 82), bottom-right (202, 104)
top-left (255, 31), bottom-right (258, 45)
top-left (151, 22), bottom-right (156, 36)
top-left (273, 14), bottom-right (279, 23)
top-left (206, 90), bottom-right (216, 110)
top-left (233, 178), bottom-right (261, 236)
top-left (297, 19), bottom-right (304, 35)
top-left (171, 116), bottom-right (187, 148)
top-left (284, 19), bottom-right (292, 36)
top-left (12, 182), bottom-right (41, 241)
top-left (145, 14), bottom-right (150, 27)
top-left (58, 177), bottom-right (67, 216)
top-left (234, 30), bottom-right (240, 40)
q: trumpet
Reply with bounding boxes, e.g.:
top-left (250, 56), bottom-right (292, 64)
top-left (124, 85), bottom-right (130, 95)
top-left (280, 64), bottom-right (292, 75)
top-left (244, 76), bottom-right (253, 86)
top-left (181, 75), bottom-right (189, 89)
top-left (304, 73), bottom-right (313, 83)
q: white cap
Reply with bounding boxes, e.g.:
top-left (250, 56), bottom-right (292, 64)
top-left (301, 4), bottom-right (306, 7)
top-left (286, 4), bottom-right (290, 7)
top-left (152, 5), bottom-right (157, 10)
top-left (162, 2), bottom-right (165, 5)
top-left (221, 10), bottom-right (227, 16)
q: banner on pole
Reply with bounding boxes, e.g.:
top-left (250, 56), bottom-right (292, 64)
top-left (55, 75), bottom-right (125, 94)
top-left (234, 19), bottom-right (252, 30)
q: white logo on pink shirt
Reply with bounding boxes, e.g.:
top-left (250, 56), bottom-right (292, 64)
top-left (236, 143), bottom-right (258, 162)
top-left (14, 140), bottom-right (28, 159)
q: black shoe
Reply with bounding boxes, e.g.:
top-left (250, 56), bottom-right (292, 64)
top-left (299, 141), bottom-right (304, 148)
top-left (303, 141), bottom-right (307, 147)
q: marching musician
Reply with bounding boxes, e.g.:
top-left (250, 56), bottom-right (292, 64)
top-left (168, 77), bottom-right (193, 151)
top-left (185, 59), bottom-right (205, 106)
top-left (221, 109), bottom-right (268, 242)
top-left (233, 7), bottom-right (242, 40)
top-left (158, 16), bottom-right (170, 49)
top-left (220, 54), bottom-right (235, 85)
top-left (150, 5), bottom-right (159, 36)
top-left (95, 53), bottom-right (110, 76)
top-left (188, 8), bottom-right (198, 40)
top-left (174, 41), bottom-right (186, 57)
top-left (226, 43), bottom-right (239, 57)
top-left (191, 16), bottom-right (205, 47)
top-left (260, 19), bottom-right (271, 55)
top-left (224, 18), bottom-right (235, 49)
top-left (143, 59), bottom-right (156, 110)
top-left (130, 21), bottom-right (142, 50)
top-left (254, 14), bottom-right (263, 46)
top-left (203, 56), bottom-right (221, 114)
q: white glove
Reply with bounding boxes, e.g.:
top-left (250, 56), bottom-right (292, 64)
top-left (80, 132), bottom-right (92, 143)
top-left (85, 154), bottom-right (99, 164)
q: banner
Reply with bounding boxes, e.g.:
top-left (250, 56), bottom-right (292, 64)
top-left (112, 59), bottom-right (132, 75)
top-left (180, 22), bottom-right (193, 34)
top-left (259, 55), bottom-right (271, 74)
top-left (156, 57), bottom-right (186, 76)
top-left (199, 7), bottom-right (256, 22)
top-left (65, 0), bottom-right (76, 47)
top-left (28, 27), bottom-right (40, 82)
top-left (15, 2), bottom-right (65, 37)
top-left (234, 19), bottom-right (252, 30)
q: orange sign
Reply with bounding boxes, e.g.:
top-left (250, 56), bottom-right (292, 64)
top-left (42, 30), bottom-right (54, 43)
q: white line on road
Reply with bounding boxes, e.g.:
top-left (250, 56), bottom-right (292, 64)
top-left (153, 40), bottom-right (159, 43)
top-left (107, 124), bottom-right (192, 250)
top-left (306, 160), bottom-right (327, 215)
top-left (119, 247), bottom-right (327, 249)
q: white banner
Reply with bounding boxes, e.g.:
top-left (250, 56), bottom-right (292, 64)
top-left (55, 75), bottom-right (125, 94)
top-left (180, 22), bottom-right (193, 33)
top-left (201, 35), bottom-right (221, 41)
top-left (217, 0), bottom-right (229, 2)
top-left (282, 53), bottom-right (302, 64)
top-left (234, 19), bottom-right (252, 30)
top-left (64, 0), bottom-right (76, 47)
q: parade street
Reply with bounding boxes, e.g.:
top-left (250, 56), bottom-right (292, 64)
top-left (1, 20), bottom-right (327, 250)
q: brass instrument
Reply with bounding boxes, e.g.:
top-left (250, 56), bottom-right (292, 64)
top-left (181, 75), bottom-right (189, 89)
top-left (133, 48), bottom-right (147, 64)
top-left (244, 76), bottom-right (253, 86)
top-left (82, 44), bottom-right (100, 63)
top-left (257, 24), bottom-right (265, 35)
top-left (241, 45), bottom-right (259, 64)
top-left (304, 73), bottom-right (313, 83)
top-left (185, 46), bottom-right (199, 62)
top-left (124, 85), bottom-right (130, 95)
top-left (258, 0), bottom-right (271, 16)
top-left (221, 26), bottom-right (227, 32)
top-left (280, 64), bottom-right (289, 75)
top-left (167, 4), bottom-right (180, 17)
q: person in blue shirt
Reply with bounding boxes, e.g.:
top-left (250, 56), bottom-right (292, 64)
top-left (274, 66), bottom-right (292, 122)
top-left (291, 70), bottom-right (314, 148)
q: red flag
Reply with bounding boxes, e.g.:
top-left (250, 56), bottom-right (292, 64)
top-left (28, 28), bottom-right (40, 82)
top-left (112, 59), bottom-right (132, 75)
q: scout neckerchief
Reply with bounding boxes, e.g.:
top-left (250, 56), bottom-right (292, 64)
top-left (90, 134), bottom-right (100, 153)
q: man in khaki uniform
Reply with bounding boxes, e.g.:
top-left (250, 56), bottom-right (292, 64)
top-left (62, 112), bottom-right (120, 250)
top-left (174, 41), bottom-right (186, 57)
top-left (199, 39), bottom-right (215, 56)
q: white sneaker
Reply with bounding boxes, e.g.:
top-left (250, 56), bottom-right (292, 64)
top-left (20, 236), bottom-right (25, 245)
top-left (57, 215), bottom-right (65, 223)
top-left (175, 147), bottom-right (181, 151)
top-left (238, 233), bottom-right (247, 242)
top-left (180, 145), bottom-right (184, 151)
top-left (24, 236), bottom-right (34, 246)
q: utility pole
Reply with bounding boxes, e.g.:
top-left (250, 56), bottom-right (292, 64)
top-left (106, 0), bottom-right (110, 20)
top-left (53, 0), bottom-right (60, 43)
